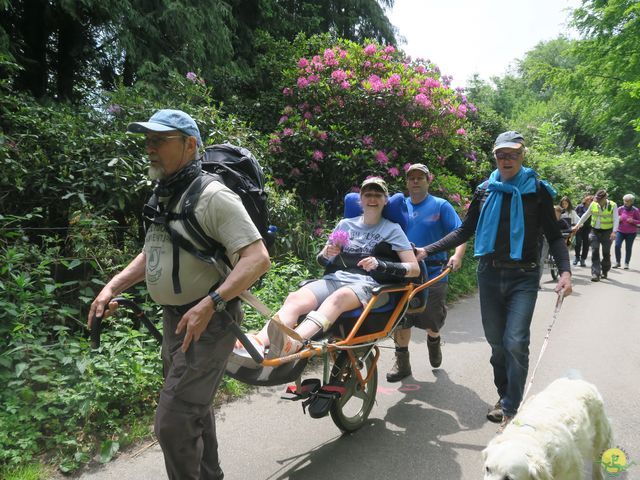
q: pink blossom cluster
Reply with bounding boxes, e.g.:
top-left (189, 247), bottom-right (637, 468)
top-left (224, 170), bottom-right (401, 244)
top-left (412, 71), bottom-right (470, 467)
top-left (185, 71), bottom-right (205, 86)
top-left (328, 230), bottom-right (350, 248)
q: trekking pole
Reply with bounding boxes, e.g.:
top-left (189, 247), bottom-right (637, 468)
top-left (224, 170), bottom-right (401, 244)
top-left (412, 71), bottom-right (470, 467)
top-left (522, 290), bottom-right (565, 402)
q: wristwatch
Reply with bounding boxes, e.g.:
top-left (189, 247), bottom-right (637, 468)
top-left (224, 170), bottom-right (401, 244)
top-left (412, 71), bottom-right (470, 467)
top-left (208, 291), bottom-right (227, 312)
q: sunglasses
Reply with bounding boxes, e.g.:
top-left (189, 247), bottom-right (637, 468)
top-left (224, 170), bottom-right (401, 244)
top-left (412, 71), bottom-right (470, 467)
top-left (495, 151), bottom-right (523, 160)
top-left (144, 134), bottom-right (185, 149)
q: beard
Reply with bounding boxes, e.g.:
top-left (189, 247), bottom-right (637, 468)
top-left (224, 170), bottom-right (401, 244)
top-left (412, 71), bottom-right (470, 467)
top-left (148, 164), bottom-right (166, 181)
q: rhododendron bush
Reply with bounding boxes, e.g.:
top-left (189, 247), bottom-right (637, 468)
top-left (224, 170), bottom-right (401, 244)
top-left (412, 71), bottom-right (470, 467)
top-left (268, 39), bottom-right (477, 212)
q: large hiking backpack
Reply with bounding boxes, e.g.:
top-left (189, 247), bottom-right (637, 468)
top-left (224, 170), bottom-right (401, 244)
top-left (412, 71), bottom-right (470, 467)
top-left (144, 143), bottom-right (274, 294)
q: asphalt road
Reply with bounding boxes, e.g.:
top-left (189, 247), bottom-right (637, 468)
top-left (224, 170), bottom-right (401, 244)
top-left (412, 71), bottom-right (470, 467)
top-left (75, 238), bottom-right (640, 480)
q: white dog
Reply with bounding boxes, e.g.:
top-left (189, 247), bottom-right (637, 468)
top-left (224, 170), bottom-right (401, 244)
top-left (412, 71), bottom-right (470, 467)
top-left (483, 378), bottom-right (612, 480)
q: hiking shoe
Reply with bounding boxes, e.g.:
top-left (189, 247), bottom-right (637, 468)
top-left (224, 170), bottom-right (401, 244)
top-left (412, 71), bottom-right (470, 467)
top-left (427, 335), bottom-right (442, 368)
top-left (580, 260), bottom-right (587, 267)
top-left (497, 415), bottom-right (513, 434)
top-left (602, 271), bottom-right (608, 279)
top-left (386, 351), bottom-right (411, 382)
top-left (573, 257), bottom-right (579, 266)
top-left (591, 275), bottom-right (600, 282)
top-left (486, 400), bottom-right (503, 423)
top-left (624, 264), bottom-right (629, 270)
top-left (613, 263), bottom-right (621, 269)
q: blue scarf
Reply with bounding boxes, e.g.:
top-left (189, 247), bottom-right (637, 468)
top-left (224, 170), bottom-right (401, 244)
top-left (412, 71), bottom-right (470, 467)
top-left (475, 166), bottom-right (540, 260)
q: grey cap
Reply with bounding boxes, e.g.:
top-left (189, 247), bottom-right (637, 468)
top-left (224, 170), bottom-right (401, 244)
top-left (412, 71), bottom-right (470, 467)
top-left (361, 177), bottom-right (389, 195)
top-left (128, 109), bottom-right (202, 147)
top-left (406, 163), bottom-right (430, 176)
top-left (492, 131), bottom-right (525, 152)
top-left (595, 189), bottom-right (607, 200)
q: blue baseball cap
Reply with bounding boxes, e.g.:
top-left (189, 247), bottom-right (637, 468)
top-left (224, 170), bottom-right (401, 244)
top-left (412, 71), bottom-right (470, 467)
top-left (127, 109), bottom-right (202, 147)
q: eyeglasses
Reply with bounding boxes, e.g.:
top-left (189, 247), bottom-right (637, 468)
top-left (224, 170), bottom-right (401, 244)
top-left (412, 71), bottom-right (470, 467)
top-left (144, 135), bottom-right (185, 149)
top-left (495, 151), bottom-right (523, 160)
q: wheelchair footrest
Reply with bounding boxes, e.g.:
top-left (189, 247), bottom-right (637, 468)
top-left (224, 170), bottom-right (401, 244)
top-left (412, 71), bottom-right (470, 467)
top-left (280, 378), bottom-right (321, 401)
top-left (302, 382), bottom-right (346, 419)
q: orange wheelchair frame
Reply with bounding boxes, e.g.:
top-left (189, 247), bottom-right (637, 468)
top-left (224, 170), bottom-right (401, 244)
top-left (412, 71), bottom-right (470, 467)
top-left (225, 266), bottom-right (452, 432)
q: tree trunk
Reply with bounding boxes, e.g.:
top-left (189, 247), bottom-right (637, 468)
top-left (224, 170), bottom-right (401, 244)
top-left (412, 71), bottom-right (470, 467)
top-left (16, 0), bottom-right (51, 97)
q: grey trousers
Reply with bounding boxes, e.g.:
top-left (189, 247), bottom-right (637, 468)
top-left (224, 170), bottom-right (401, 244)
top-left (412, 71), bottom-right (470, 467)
top-left (154, 302), bottom-right (241, 480)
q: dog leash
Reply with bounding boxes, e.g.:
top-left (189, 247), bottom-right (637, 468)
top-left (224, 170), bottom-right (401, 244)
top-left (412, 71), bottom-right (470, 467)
top-left (522, 291), bottom-right (565, 402)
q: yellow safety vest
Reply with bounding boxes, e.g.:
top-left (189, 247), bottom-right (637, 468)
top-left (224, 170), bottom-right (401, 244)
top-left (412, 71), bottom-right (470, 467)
top-left (590, 200), bottom-right (614, 230)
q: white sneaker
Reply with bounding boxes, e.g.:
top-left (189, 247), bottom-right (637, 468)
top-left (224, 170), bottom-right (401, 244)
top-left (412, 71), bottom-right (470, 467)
top-left (229, 335), bottom-right (264, 369)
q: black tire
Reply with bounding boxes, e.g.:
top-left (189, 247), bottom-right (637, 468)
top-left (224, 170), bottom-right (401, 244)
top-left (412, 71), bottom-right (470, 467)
top-left (550, 261), bottom-right (559, 281)
top-left (329, 349), bottom-right (378, 432)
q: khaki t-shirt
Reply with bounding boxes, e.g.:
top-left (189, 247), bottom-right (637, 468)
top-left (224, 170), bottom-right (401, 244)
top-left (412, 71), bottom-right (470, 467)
top-left (144, 180), bottom-right (262, 306)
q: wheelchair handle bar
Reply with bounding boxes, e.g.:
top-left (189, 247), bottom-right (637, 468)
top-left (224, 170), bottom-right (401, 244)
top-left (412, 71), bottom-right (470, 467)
top-left (91, 297), bottom-right (163, 349)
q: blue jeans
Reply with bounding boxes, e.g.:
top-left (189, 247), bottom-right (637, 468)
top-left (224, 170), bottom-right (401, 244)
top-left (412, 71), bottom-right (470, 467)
top-left (477, 258), bottom-right (539, 417)
top-left (615, 231), bottom-right (636, 265)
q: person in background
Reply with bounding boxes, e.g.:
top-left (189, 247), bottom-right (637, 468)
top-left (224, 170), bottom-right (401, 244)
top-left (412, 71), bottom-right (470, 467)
top-left (573, 189), bottom-right (618, 282)
top-left (559, 196), bottom-right (580, 228)
top-left (386, 163), bottom-right (467, 382)
top-left (573, 195), bottom-right (593, 267)
top-left (422, 131), bottom-right (572, 432)
top-left (614, 193), bottom-right (640, 269)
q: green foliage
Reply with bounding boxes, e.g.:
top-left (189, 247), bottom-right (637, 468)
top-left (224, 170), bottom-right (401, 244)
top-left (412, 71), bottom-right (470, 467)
top-left (528, 149), bottom-right (625, 201)
top-left (242, 257), bottom-right (317, 332)
top-left (269, 37), bottom-right (475, 213)
top-left (0, 215), bottom-right (163, 471)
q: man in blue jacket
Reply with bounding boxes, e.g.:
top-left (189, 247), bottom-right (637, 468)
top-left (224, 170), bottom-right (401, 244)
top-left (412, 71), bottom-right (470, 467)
top-left (386, 163), bottom-right (467, 381)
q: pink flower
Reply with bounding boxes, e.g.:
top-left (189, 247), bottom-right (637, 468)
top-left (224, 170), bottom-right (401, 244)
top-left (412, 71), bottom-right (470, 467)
top-left (350, 185), bottom-right (360, 193)
top-left (324, 48), bottom-right (335, 61)
top-left (415, 65), bottom-right (426, 74)
top-left (290, 167), bottom-right (301, 177)
top-left (375, 150), bottom-right (389, 165)
top-left (312, 150), bottom-right (324, 161)
top-left (107, 104), bottom-right (122, 114)
top-left (328, 230), bottom-right (350, 248)
top-left (456, 128), bottom-right (466, 135)
top-left (364, 61), bottom-right (372, 68)
top-left (310, 197), bottom-right (319, 206)
top-left (283, 106), bottom-right (294, 115)
top-left (282, 87), bottom-right (293, 96)
top-left (303, 111), bottom-right (313, 120)
top-left (449, 193), bottom-right (461, 203)
top-left (298, 58), bottom-right (309, 68)
top-left (186, 71), bottom-right (198, 82)
top-left (384, 45), bottom-right (396, 54)
top-left (364, 44), bottom-right (377, 56)
top-left (389, 149), bottom-right (398, 159)
top-left (309, 161), bottom-right (319, 171)
top-left (313, 105), bottom-right (322, 114)
top-left (414, 93), bottom-right (432, 108)
top-left (388, 167), bottom-right (400, 177)
top-left (275, 178), bottom-right (284, 186)
top-left (340, 80), bottom-right (350, 90)
top-left (317, 131), bottom-right (328, 141)
top-left (278, 115), bottom-right (288, 124)
top-left (297, 77), bottom-right (309, 88)
top-left (268, 136), bottom-right (281, 145)
top-left (362, 135), bottom-right (374, 146)
top-left (387, 73), bottom-right (401, 87)
top-left (314, 227), bottom-right (324, 237)
top-left (424, 77), bottom-right (441, 89)
top-left (283, 128), bottom-right (294, 136)
top-left (308, 74), bottom-right (320, 83)
top-left (403, 163), bottom-right (412, 172)
top-left (331, 69), bottom-right (347, 82)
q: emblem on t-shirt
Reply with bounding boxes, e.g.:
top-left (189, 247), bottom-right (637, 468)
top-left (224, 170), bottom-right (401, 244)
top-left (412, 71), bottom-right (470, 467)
top-left (147, 246), bottom-right (162, 284)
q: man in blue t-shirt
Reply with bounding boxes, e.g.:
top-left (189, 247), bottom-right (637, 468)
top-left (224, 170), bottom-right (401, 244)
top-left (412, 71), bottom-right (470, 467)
top-left (387, 163), bottom-right (467, 381)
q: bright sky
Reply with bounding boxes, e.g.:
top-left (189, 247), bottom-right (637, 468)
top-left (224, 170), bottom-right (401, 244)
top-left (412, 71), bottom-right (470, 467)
top-left (387, 0), bottom-right (581, 87)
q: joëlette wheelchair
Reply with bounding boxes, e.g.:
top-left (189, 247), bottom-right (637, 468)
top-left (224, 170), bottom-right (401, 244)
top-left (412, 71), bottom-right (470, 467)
top-left (90, 192), bottom-right (450, 433)
top-left (225, 192), bottom-right (450, 432)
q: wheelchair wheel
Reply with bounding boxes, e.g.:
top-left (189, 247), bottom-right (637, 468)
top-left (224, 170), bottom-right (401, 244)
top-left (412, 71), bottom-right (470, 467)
top-left (549, 256), bottom-right (559, 281)
top-left (329, 349), bottom-right (377, 433)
